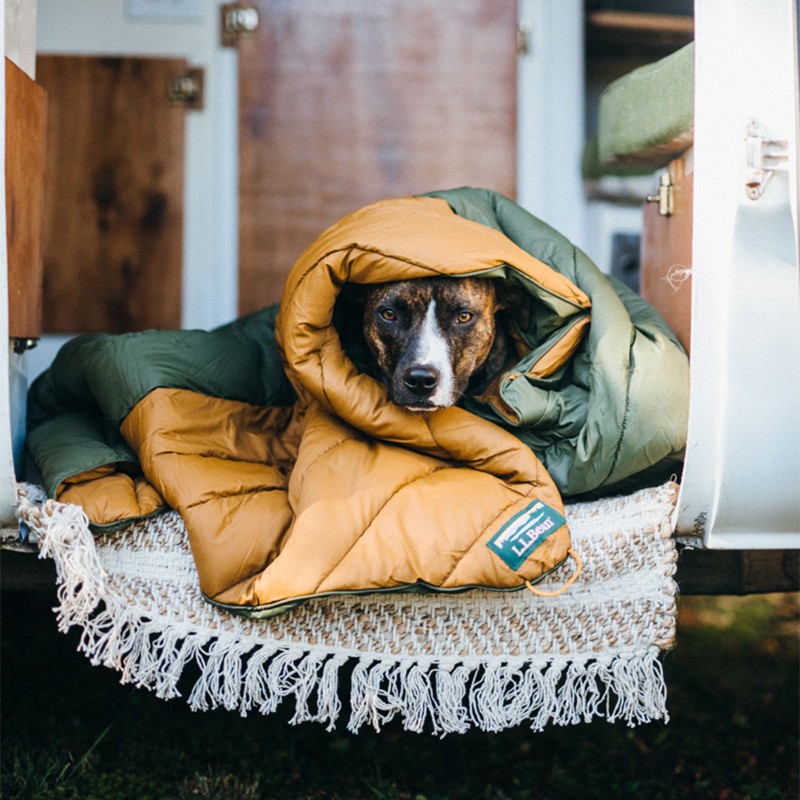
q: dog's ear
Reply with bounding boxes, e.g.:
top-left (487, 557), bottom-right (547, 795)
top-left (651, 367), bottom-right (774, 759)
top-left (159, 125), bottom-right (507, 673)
top-left (337, 282), bottom-right (369, 311)
top-left (333, 283), bottom-right (379, 374)
top-left (494, 280), bottom-right (527, 311)
top-left (494, 280), bottom-right (531, 330)
top-left (333, 283), bottom-right (368, 343)
top-left (335, 283), bottom-right (372, 328)
top-left (494, 280), bottom-right (523, 311)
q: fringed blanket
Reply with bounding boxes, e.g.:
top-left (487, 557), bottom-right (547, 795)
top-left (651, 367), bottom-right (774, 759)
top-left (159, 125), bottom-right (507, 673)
top-left (16, 481), bottom-right (678, 735)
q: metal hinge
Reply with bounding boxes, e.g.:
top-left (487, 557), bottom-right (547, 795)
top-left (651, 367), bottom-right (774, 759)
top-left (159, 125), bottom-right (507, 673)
top-left (12, 337), bottom-right (38, 355)
top-left (646, 171), bottom-right (674, 217)
top-left (744, 120), bottom-right (789, 200)
top-left (221, 3), bottom-right (260, 48)
top-left (167, 67), bottom-right (204, 110)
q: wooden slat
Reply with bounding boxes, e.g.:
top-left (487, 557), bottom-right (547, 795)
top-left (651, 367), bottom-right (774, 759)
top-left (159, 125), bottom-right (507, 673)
top-left (6, 57), bottom-right (46, 340)
top-left (36, 56), bottom-right (186, 333)
top-left (588, 11), bottom-right (694, 36)
top-left (238, 0), bottom-right (518, 313)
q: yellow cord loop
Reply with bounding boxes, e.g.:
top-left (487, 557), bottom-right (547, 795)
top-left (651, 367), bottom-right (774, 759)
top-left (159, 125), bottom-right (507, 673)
top-left (524, 548), bottom-right (582, 598)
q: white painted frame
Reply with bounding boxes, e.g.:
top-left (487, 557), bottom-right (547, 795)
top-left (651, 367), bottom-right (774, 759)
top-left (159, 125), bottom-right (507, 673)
top-left (517, 0), bottom-right (587, 252)
top-left (1, 7), bottom-right (16, 524)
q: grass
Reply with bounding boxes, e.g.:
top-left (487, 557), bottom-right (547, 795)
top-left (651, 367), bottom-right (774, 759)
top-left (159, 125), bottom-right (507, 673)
top-left (1, 589), bottom-right (797, 800)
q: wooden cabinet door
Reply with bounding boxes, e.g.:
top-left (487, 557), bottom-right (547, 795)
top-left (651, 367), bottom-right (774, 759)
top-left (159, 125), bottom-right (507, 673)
top-left (6, 58), bottom-right (46, 341)
top-left (36, 56), bottom-right (186, 334)
top-left (640, 165), bottom-right (693, 354)
top-left (238, 0), bottom-right (518, 313)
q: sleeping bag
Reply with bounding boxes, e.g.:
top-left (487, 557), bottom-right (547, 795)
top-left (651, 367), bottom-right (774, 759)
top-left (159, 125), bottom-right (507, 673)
top-left (26, 188), bottom-right (689, 615)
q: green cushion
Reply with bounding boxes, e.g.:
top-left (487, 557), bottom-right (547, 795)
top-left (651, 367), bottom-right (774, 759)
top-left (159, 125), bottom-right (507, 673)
top-left (581, 137), bottom-right (654, 180)
top-left (597, 42), bottom-right (694, 170)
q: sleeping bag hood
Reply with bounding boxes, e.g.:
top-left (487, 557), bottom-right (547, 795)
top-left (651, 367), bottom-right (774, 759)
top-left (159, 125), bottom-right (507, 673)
top-left (26, 188), bottom-right (689, 616)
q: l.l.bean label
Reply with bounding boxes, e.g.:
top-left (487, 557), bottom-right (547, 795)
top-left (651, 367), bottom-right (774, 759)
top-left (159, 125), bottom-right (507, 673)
top-left (487, 499), bottom-right (566, 572)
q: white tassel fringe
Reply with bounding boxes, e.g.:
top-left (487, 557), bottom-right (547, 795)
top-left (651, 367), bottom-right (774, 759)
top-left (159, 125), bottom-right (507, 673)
top-left (15, 485), bottom-right (672, 735)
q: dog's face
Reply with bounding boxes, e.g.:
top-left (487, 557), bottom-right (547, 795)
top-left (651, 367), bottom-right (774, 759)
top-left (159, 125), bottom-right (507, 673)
top-left (363, 276), bottom-right (501, 410)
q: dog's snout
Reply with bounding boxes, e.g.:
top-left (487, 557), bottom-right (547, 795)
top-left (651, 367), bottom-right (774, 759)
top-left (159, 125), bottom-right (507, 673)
top-left (403, 365), bottom-right (440, 394)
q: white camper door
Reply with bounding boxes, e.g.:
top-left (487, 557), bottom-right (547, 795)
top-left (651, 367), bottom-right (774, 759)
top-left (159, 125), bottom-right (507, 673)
top-left (675, 0), bottom-right (800, 548)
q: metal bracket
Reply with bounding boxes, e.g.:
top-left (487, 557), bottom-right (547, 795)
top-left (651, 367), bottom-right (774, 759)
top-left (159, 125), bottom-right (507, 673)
top-left (221, 3), bottom-right (260, 48)
top-left (646, 171), bottom-right (674, 217)
top-left (744, 120), bottom-right (789, 200)
top-left (167, 67), bottom-right (204, 110)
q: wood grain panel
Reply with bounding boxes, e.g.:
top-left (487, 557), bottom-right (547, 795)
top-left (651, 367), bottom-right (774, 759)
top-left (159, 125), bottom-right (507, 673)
top-left (36, 56), bottom-right (186, 333)
top-left (238, 0), bottom-right (518, 313)
top-left (6, 58), bottom-right (46, 340)
top-left (641, 164), bottom-right (693, 353)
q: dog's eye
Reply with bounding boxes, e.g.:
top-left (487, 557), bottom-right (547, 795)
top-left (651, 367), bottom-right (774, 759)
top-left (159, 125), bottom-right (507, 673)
top-left (379, 308), bottom-right (397, 322)
top-left (456, 311), bottom-right (474, 324)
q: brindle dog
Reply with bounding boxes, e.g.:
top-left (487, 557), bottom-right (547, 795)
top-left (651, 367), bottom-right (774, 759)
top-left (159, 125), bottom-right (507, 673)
top-left (362, 276), bottom-right (512, 410)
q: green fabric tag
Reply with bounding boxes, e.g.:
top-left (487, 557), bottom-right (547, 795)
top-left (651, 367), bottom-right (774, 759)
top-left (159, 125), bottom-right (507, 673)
top-left (487, 500), bottom-right (566, 572)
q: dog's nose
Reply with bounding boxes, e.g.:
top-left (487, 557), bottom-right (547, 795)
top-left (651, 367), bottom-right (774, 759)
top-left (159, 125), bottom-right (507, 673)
top-left (403, 365), bottom-right (439, 394)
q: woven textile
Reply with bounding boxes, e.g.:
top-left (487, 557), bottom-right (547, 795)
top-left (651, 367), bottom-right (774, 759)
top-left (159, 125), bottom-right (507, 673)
top-left (15, 482), bottom-right (678, 735)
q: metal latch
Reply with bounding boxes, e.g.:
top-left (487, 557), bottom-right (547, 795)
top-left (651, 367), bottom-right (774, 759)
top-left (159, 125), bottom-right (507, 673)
top-left (221, 3), bottom-right (260, 48)
top-left (646, 171), bottom-right (674, 217)
top-left (744, 120), bottom-right (789, 200)
top-left (167, 67), bottom-right (204, 110)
